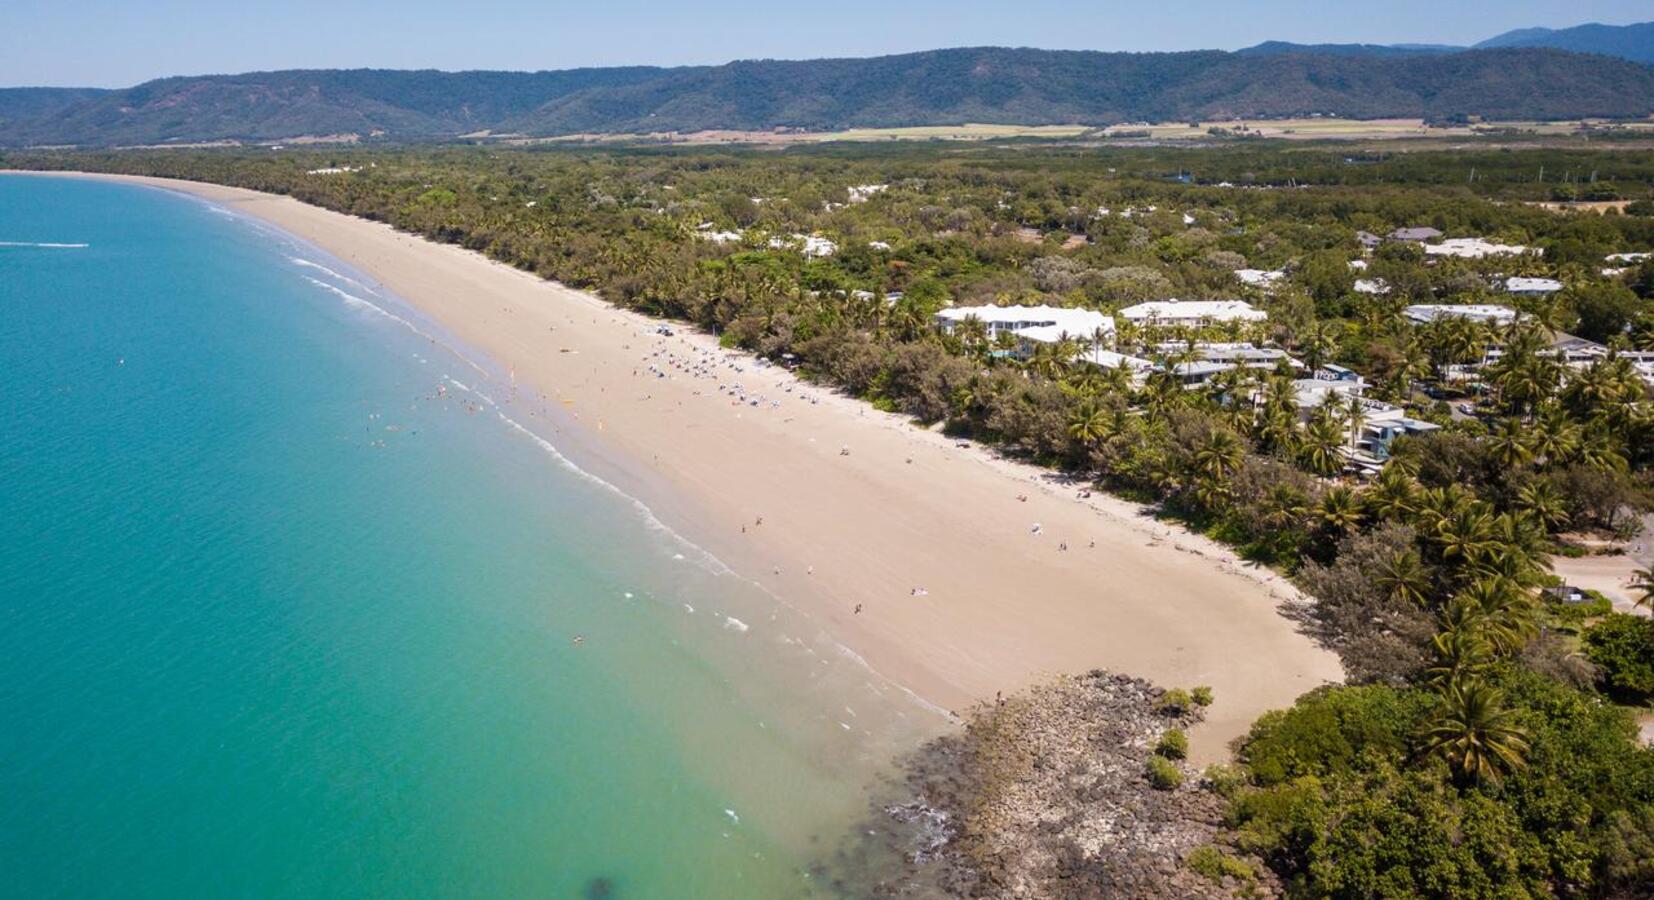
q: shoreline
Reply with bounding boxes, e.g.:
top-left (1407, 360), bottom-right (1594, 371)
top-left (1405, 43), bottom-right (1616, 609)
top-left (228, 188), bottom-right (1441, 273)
top-left (9, 170), bottom-right (1343, 759)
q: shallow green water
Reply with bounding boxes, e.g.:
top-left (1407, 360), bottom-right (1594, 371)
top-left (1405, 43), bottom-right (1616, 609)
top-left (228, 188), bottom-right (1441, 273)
top-left (0, 175), bottom-right (931, 898)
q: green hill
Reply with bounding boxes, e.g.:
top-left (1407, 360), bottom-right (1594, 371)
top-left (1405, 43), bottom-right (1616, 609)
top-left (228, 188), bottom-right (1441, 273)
top-left (1476, 21), bottom-right (1654, 64)
top-left (3, 46), bottom-right (1652, 147)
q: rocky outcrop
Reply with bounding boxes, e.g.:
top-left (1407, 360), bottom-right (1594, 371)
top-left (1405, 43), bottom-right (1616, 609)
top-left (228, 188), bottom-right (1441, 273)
top-left (845, 672), bottom-right (1270, 898)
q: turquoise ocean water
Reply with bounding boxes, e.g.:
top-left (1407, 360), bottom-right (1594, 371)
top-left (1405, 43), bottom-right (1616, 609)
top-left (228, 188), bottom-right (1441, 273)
top-left (0, 175), bottom-right (931, 898)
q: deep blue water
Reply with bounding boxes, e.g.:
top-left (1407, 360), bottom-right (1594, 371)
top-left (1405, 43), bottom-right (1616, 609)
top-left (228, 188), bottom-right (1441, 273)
top-left (0, 175), bottom-right (920, 898)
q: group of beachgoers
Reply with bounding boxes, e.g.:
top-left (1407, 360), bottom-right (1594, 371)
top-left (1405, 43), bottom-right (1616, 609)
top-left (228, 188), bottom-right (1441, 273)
top-left (634, 337), bottom-right (824, 414)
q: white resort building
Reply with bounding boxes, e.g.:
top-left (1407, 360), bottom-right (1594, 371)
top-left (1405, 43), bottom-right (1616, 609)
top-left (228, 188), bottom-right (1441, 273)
top-left (1424, 238), bottom-right (1536, 259)
top-left (1503, 277), bottom-right (1564, 297)
top-left (1153, 342), bottom-right (1304, 383)
top-left (1117, 299), bottom-right (1267, 327)
top-left (1403, 304), bottom-right (1520, 327)
top-left (935, 305), bottom-right (1115, 342)
top-left (1234, 268), bottom-right (1286, 288)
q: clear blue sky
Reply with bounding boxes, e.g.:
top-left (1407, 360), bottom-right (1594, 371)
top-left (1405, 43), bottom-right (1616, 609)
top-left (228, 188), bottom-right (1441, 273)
top-left (3, 0), bottom-right (1649, 87)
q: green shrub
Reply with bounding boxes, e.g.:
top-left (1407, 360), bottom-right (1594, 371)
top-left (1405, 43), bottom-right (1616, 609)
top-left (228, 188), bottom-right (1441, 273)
top-left (1158, 688), bottom-right (1193, 715)
top-left (1238, 684), bottom-right (1426, 786)
top-left (1203, 763), bottom-right (1248, 798)
top-left (1192, 685), bottom-right (1214, 707)
top-left (1147, 755), bottom-right (1184, 790)
top-left (1186, 845), bottom-right (1257, 884)
top-left (1156, 728), bottom-right (1189, 760)
top-left (1547, 591), bottom-right (1614, 627)
top-left (1583, 613), bottom-right (1654, 698)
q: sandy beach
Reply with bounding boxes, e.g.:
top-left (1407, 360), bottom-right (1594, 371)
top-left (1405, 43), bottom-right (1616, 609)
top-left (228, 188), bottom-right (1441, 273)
top-left (22, 171), bottom-right (1342, 759)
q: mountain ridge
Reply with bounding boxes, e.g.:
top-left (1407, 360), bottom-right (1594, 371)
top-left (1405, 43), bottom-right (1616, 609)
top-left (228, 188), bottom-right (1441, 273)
top-left (3, 41), bottom-right (1652, 147)
top-left (1474, 21), bottom-right (1654, 63)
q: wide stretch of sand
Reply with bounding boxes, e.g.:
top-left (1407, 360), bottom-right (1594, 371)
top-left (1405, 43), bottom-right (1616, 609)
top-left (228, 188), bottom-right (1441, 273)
top-left (28, 172), bottom-right (1343, 759)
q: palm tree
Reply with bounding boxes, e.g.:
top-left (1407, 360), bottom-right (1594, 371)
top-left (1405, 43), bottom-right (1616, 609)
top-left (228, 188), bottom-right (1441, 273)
top-left (1341, 391), bottom-right (1367, 451)
top-left (1025, 341), bottom-right (1068, 381)
top-left (1419, 679), bottom-right (1531, 784)
top-left (1299, 320), bottom-right (1341, 370)
top-left (1526, 408), bottom-right (1580, 469)
top-left (1067, 401), bottom-right (1112, 448)
top-left (1140, 368), bottom-right (1187, 415)
top-left (1424, 626), bottom-right (1493, 688)
top-left (954, 317), bottom-right (990, 362)
top-left (1366, 465), bottom-right (1419, 522)
top-left (1299, 414), bottom-right (1345, 476)
top-left (1434, 506), bottom-right (1499, 570)
top-left (1392, 342), bottom-right (1432, 401)
top-left (1193, 430), bottom-right (1246, 483)
top-left (1486, 420), bottom-right (1534, 469)
top-left (1630, 567), bottom-right (1654, 612)
top-left (1576, 430), bottom-right (1628, 474)
top-left (1514, 480), bottom-right (1570, 533)
top-left (1063, 366), bottom-right (1107, 399)
top-left (1261, 484), bottom-right (1311, 533)
top-left (1316, 485), bottom-right (1365, 535)
top-left (1374, 548), bottom-right (1432, 606)
top-left (1450, 580), bottom-right (1539, 655)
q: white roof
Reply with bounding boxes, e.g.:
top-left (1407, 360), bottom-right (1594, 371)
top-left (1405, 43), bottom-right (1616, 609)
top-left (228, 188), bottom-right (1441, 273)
top-left (1604, 252), bottom-right (1649, 263)
top-left (1504, 277), bottom-right (1563, 294)
top-left (847, 184), bottom-right (889, 203)
top-left (1424, 238), bottom-right (1536, 259)
top-left (1017, 320), bottom-right (1117, 344)
top-left (1118, 299), bottom-right (1267, 323)
top-left (1354, 278), bottom-right (1390, 295)
top-left (1077, 348), bottom-right (1156, 370)
top-left (767, 233), bottom-right (838, 257)
top-left (1234, 269), bottom-right (1286, 287)
top-left (937, 305), bottom-right (1114, 337)
top-left (1292, 378), bottom-right (1364, 409)
top-left (1404, 304), bottom-right (1519, 324)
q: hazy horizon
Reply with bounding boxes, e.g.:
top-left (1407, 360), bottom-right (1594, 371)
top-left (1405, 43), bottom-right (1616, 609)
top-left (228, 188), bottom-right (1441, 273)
top-left (1, 0), bottom-right (1648, 89)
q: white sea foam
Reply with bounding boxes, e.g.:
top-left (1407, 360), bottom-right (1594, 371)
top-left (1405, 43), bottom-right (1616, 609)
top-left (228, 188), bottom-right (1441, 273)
top-left (289, 256), bottom-right (380, 296)
top-left (0, 241), bottom-right (88, 248)
top-left (450, 387), bottom-right (734, 578)
top-left (301, 276), bottom-right (490, 379)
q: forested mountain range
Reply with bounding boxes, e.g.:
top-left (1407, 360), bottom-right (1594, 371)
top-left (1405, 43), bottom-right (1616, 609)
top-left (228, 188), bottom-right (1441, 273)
top-left (1475, 21), bottom-right (1654, 64)
top-left (1239, 20), bottom-right (1654, 64)
top-left (2, 40), bottom-right (1652, 147)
